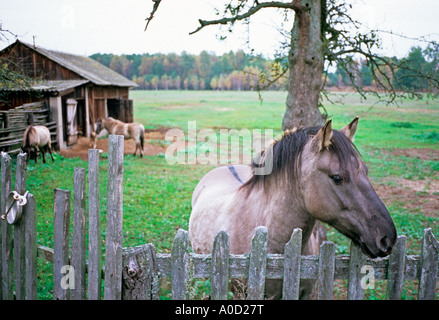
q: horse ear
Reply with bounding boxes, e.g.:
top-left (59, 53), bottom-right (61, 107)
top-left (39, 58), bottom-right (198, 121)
top-left (340, 116), bottom-right (359, 141)
top-left (313, 119), bottom-right (333, 152)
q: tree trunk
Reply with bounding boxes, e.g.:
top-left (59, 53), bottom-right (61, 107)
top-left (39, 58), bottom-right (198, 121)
top-left (282, 0), bottom-right (326, 130)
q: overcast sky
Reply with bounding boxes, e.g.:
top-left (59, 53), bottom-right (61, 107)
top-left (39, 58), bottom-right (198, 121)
top-left (1, 0), bottom-right (438, 58)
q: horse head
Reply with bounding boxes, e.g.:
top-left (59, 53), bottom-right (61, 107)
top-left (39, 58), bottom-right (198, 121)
top-left (95, 118), bottom-right (104, 134)
top-left (299, 117), bottom-right (396, 258)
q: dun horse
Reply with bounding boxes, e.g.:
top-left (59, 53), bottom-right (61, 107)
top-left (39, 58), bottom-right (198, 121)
top-left (189, 117), bottom-right (397, 299)
top-left (22, 125), bottom-right (54, 163)
top-left (95, 117), bottom-right (145, 157)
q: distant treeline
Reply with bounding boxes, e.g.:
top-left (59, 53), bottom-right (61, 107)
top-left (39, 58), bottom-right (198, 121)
top-left (90, 50), bottom-right (279, 91)
top-left (90, 46), bottom-right (438, 92)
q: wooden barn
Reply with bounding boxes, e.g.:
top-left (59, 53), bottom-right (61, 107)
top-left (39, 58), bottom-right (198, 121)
top-left (0, 40), bottom-right (137, 151)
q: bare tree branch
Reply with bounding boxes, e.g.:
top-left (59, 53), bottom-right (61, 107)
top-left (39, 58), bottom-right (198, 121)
top-left (189, 1), bottom-right (304, 35)
top-left (0, 21), bottom-right (17, 42)
top-left (144, 0), bottom-right (162, 31)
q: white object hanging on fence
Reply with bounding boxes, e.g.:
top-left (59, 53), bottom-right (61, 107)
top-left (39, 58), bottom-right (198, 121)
top-left (1, 190), bottom-right (29, 224)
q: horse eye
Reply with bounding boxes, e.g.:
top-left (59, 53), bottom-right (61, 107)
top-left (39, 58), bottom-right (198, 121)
top-left (330, 175), bottom-right (343, 185)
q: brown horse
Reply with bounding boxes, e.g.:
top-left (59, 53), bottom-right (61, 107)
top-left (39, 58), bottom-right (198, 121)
top-left (95, 117), bottom-right (145, 157)
top-left (22, 125), bottom-right (54, 163)
top-left (189, 117), bottom-right (397, 299)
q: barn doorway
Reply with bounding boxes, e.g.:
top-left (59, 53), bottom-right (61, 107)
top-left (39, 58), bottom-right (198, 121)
top-left (107, 98), bottom-right (133, 123)
top-left (62, 98), bottom-right (86, 146)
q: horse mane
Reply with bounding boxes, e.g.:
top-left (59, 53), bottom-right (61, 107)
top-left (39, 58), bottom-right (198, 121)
top-left (24, 125), bottom-right (33, 148)
top-left (241, 125), bottom-right (362, 191)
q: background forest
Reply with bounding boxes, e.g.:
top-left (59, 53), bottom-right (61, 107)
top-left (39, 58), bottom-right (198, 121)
top-left (90, 46), bottom-right (438, 92)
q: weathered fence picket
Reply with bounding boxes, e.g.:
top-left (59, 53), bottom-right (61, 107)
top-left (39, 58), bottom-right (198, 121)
top-left (211, 231), bottom-right (229, 300)
top-left (104, 135), bottom-right (124, 300)
top-left (122, 243), bottom-right (159, 300)
top-left (317, 241), bottom-right (335, 300)
top-left (418, 228), bottom-right (439, 300)
top-left (347, 241), bottom-right (367, 300)
top-left (71, 167), bottom-right (86, 300)
top-left (248, 226), bottom-right (268, 300)
top-left (386, 235), bottom-right (407, 300)
top-left (24, 193), bottom-right (37, 300)
top-left (1, 152), bottom-right (13, 300)
top-left (14, 153), bottom-right (27, 300)
top-left (88, 149), bottom-right (102, 300)
top-left (171, 229), bottom-right (191, 300)
top-left (53, 189), bottom-right (71, 300)
top-left (282, 228), bottom-right (302, 300)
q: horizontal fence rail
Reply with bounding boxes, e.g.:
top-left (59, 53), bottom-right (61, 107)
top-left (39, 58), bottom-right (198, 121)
top-left (122, 227), bottom-right (439, 300)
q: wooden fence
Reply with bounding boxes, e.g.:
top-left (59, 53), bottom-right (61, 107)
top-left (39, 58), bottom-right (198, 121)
top-left (1, 135), bottom-right (438, 300)
top-left (0, 101), bottom-right (57, 154)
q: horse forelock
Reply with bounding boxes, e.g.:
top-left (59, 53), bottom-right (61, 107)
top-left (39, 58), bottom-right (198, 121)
top-left (241, 126), bottom-right (362, 191)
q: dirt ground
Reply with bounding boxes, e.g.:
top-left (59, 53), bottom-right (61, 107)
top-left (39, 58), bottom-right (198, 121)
top-left (60, 133), bottom-right (438, 217)
top-left (374, 148), bottom-right (439, 217)
top-left (59, 128), bottom-right (169, 161)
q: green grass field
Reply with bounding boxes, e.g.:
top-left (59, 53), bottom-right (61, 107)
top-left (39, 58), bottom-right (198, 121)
top-left (14, 90), bottom-right (439, 299)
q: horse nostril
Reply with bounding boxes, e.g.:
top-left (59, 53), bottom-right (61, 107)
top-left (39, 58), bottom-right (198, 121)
top-left (376, 235), bottom-right (393, 254)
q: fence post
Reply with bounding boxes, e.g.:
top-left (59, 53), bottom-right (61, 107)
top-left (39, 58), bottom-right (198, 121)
top-left (247, 226), bottom-right (268, 300)
top-left (317, 241), bottom-right (335, 300)
top-left (347, 241), bottom-right (367, 300)
top-left (386, 235), bottom-right (407, 300)
top-left (53, 189), bottom-right (71, 300)
top-left (1, 152), bottom-right (13, 300)
top-left (24, 193), bottom-right (37, 300)
top-left (211, 230), bottom-right (229, 300)
top-left (418, 228), bottom-right (439, 300)
top-left (104, 135), bottom-right (124, 300)
top-left (122, 244), bottom-right (159, 300)
top-left (88, 149), bottom-right (101, 300)
top-left (282, 228), bottom-right (302, 300)
top-left (14, 153), bottom-right (27, 300)
top-left (71, 167), bottom-right (86, 300)
top-left (171, 229), bottom-right (191, 300)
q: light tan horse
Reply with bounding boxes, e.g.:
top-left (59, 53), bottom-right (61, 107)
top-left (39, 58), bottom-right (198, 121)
top-left (89, 131), bottom-right (97, 149)
top-left (189, 117), bottom-right (397, 299)
top-left (22, 125), bottom-right (54, 163)
top-left (96, 117), bottom-right (145, 157)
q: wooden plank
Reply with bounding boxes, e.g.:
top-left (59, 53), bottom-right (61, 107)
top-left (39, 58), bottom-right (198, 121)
top-left (37, 245), bottom-right (106, 280)
top-left (386, 235), bottom-right (407, 300)
top-left (122, 244), bottom-right (159, 300)
top-left (347, 241), bottom-right (367, 300)
top-left (418, 228), bottom-right (439, 300)
top-left (88, 149), bottom-right (101, 300)
top-left (14, 153), bottom-right (27, 300)
top-left (171, 229), bottom-right (191, 300)
top-left (104, 135), bottom-right (124, 300)
top-left (24, 193), bottom-right (37, 300)
top-left (282, 228), bottom-right (302, 300)
top-left (153, 252), bottom-right (437, 283)
top-left (1, 152), bottom-right (14, 300)
top-left (211, 230), bottom-right (229, 300)
top-left (37, 246), bottom-right (54, 263)
top-left (71, 167), bottom-right (86, 300)
top-left (53, 189), bottom-right (71, 300)
top-left (317, 241), bottom-right (335, 300)
top-left (247, 226), bottom-right (268, 300)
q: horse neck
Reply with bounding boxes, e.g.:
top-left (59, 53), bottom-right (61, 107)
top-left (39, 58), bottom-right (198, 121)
top-left (25, 126), bottom-right (33, 147)
top-left (246, 176), bottom-right (316, 253)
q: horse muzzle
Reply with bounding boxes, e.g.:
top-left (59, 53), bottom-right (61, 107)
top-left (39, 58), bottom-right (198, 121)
top-left (359, 225), bottom-right (397, 258)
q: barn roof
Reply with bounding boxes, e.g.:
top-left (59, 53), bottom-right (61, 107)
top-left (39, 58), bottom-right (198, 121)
top-left (5, 40), bottom-right (137, 87)
top-left (30, 79), bottom-right (90, 92)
